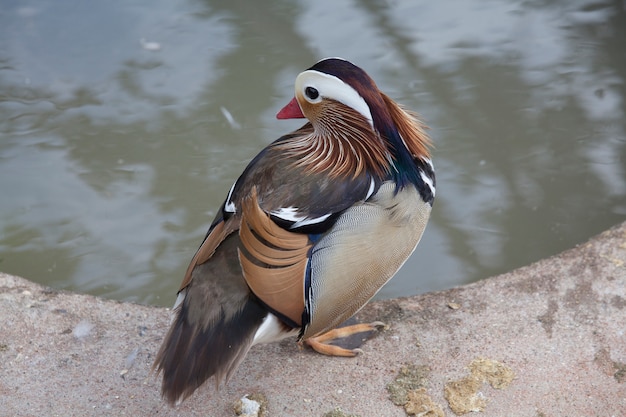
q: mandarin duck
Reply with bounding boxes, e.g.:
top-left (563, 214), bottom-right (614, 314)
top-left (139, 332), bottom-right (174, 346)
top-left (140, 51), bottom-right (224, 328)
top-left (154, 57), bottom-right (435, 404)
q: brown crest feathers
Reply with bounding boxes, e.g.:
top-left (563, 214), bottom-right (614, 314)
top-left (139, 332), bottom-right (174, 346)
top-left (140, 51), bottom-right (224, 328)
top-left (381, 92), bottom-right (432, 160)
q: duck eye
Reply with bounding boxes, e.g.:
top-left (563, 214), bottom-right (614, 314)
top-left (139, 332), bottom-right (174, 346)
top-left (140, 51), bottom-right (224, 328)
top-left (305, 86), bottom-right (319, 100)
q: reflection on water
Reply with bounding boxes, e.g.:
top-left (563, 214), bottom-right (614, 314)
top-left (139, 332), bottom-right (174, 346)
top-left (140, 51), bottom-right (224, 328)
top-left (1, 0), bottom-right (624, 306)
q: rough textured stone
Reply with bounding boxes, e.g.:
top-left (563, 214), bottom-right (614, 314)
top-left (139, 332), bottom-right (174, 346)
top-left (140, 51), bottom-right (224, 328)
top-left (1, 222), bottom-right (625, 416)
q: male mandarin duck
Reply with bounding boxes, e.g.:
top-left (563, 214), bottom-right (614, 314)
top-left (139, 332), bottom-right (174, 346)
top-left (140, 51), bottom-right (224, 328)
top-left (154, 57), bottom-right (435, 404)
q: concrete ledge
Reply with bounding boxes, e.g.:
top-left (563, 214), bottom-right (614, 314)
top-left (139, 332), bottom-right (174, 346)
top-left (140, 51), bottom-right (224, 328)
top-left (1, 222), bottom-right (625, 416)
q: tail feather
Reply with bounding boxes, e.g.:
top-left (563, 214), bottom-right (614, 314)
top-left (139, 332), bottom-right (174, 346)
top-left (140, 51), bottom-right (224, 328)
top-left (153, 295), bottom-right (267, 405)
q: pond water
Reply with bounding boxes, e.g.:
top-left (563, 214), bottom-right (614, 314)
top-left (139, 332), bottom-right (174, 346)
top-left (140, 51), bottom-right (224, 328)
top-left (1, 0), bottom-right (625, 306)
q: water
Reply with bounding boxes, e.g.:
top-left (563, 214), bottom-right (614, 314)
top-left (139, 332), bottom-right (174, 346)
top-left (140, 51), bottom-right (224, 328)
top-left (1, 0), bottom-right (624, 306)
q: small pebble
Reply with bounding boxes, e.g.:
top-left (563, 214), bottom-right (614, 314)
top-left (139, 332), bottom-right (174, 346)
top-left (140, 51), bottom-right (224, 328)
top-left (234, 395), bottom-right (261, 417)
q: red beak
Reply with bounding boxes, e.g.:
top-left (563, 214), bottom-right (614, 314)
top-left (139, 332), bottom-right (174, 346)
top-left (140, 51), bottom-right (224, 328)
top-left (276, 97), bottom-right (305, 119)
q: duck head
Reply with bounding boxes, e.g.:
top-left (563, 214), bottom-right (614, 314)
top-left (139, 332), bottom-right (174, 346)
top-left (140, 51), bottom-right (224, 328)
top-left (276, 57), bottom-right (433, 194)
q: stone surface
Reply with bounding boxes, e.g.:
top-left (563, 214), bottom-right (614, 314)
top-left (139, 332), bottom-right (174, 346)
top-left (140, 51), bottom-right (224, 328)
top-left (1, 222), bottom-right (625, 416)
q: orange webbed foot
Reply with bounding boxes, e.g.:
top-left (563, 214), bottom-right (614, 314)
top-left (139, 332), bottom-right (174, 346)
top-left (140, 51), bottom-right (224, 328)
top-left (303, 321), bottom-right (387, 357)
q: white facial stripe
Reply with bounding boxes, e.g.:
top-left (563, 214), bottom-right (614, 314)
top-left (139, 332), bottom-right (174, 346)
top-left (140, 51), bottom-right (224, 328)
top-left (295, 70), bottom-right (373, 127)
